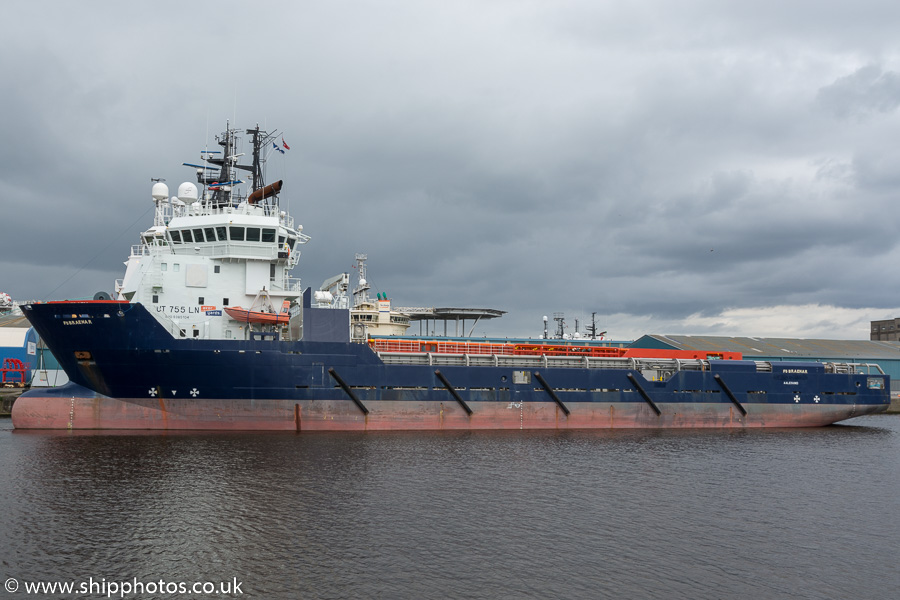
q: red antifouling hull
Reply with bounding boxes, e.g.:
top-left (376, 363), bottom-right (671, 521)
top-left (11, 392), bottom-right (885, 431)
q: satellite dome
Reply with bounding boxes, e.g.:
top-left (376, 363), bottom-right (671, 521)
top-left (151, 182), bottom-right (169, 202)
top-left (177, 182), bottom-right (199, 202)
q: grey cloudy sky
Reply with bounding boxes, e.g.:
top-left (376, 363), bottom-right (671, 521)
top-left (3, 0), bottom-right (900, 340)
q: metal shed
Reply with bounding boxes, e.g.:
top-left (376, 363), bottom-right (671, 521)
top-left (0, 314), bottom-right (38, 384)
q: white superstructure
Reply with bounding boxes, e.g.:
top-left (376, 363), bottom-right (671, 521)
top-left (115, 125), bottom-right (309, 340)
top-left (315, 254), bottom-right (411, 341)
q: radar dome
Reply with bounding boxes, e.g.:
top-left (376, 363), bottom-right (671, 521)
top-left (151, 182), bottom-right (169, 201)
top-left (177, 182), bottom-right (199, 202)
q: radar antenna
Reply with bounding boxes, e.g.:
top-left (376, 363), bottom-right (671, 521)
top-left (353, 254), bottom-right (370, 306)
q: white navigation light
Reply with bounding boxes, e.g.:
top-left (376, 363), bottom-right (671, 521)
top-left (151, 182), bottom-right (169, 202)
top-left (177, 182), bottom-right (199, 202)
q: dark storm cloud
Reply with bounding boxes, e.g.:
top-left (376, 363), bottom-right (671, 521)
top-left (2, 0), bottom-right (900, 338)
top-left (817, 65), bottom-right (900, 119)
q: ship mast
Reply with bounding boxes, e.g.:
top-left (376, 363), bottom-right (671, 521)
top-left (245, 125), bottom-right (265, 194)
top-left (239, 124), bottom-right (281, 202)
top-left (199, 123), bottom-right (237, 206)
top-left (192, 124), bottom-right (280, 206)
top-left (353, 253), bottom-right (370, 306)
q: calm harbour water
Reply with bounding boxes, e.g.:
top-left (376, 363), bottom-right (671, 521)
top-left (1, 416), bottom-right (898, 600)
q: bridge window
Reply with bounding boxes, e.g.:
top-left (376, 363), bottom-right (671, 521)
top-left (230, 226), bottom-right (245, 241)
top-left (170, 230), bottom-right (182, 243)
top-left (215, 226), bottom-right (227, 241)
top-left (246, 227), bottom-right (261, 242)
top-left (204, 227), bottom-right (216, 242)
top-left (262, 228), bottom-right (276, 243)
top-left (181, 229), bottom-right (194, 243)
top-left (192, 228), bottom-right (206, 242)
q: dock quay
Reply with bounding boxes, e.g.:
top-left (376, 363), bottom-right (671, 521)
top-left (890, 395), bottom-right (900, 414)
top-left (1, 386), bottom-right (24, 417)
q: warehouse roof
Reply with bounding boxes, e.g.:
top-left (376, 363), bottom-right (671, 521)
top-left (633, 334), bottom-right (900, 360)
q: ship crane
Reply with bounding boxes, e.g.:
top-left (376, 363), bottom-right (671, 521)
top-left (316, 273), bottom-right (350, 309)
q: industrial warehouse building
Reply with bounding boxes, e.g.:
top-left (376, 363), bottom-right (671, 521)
top-left (0, 313), bottom-right (37, 384)
top-left (0, 313), bottom-right (66, 387)
top-left (870, 318), bottom-right (900, 342)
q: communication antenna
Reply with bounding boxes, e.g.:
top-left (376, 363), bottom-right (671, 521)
top-left (585, 312), bottom-right (608, 340)
top-left (353, 253), bottom-right (370, 306)
top-left (586, 312), bottom-right (597, 339)
top-left (553, 312), bottom-right (565, 339)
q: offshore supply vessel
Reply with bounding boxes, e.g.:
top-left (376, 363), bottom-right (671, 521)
top-left (12, 123), bottom-right (891, 430)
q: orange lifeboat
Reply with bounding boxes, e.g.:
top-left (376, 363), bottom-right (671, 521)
top-left (223, 307), bottom-right (290, 324)
top-left (225, 299), bottom-right (291, 324)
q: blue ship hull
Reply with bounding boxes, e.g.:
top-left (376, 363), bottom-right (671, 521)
top-left (12, 301), bottom-right (891, 430)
